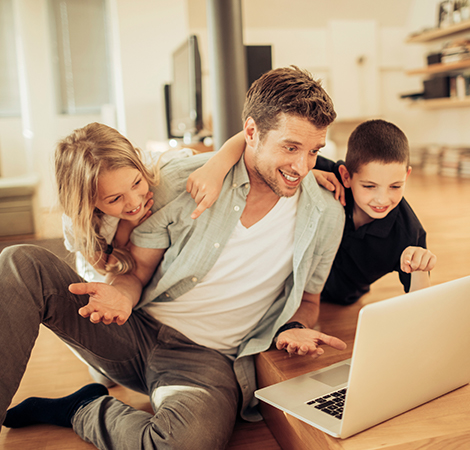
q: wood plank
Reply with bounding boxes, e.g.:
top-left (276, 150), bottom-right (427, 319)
top-left (407, 97), bottom-right (470, 109)
top-left (406, 20), bottom-right (470, 43)
top-left (406, 59), bottom-right (470, 75)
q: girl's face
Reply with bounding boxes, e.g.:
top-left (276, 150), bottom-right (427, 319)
top-left (95, 167), bottom-right (150, 221)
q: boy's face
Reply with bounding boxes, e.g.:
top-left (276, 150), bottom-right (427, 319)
top-left (340, 161), bottom-right (411, 226)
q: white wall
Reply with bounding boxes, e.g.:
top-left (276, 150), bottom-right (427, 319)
top-left (114, 0), bottom-right (188, 146)
top-left (189, 0), bottom-right (470, 157)
top-left (0, 0), bottom-right (189, 237)
top-left (1, 0), bottom-right (469, 237)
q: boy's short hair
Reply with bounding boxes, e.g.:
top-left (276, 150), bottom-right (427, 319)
top-left (242, 66), bottom-right (336, 141)
top-left (346, 119), bottom-right (410, 174)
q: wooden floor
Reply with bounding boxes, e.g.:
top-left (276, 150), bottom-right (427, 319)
top-left (0, 170), bottom-right (469, 449)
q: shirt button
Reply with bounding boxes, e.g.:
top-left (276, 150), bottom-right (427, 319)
top-left (191, 277), bottom-right (198, 283)
top-left (234, 206), bottom-right (240, 211)
top-left (214, 243), bottom-right (220, 248)
top-left (165, 293), bottom-right (170, 297)
top-left (232, 183), bottom-right (238, 188)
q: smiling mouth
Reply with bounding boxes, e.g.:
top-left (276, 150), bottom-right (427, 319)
top-left (370, 205), bottom-right (388, 213)
top-left (280, 170), bottom-right (300, 183)
top-left (127, 204), bottom-right (142, 215)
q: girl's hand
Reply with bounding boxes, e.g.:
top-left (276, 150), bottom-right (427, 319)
top-left (187, 166), bottom-right (223, 219)
top-left (186, 131), bottom-right (246, 219)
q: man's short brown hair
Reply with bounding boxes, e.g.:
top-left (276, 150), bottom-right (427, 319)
top-left (346, 119), bottom-right (410, 174)
top-left (242, 66), bottom-right (336, 140)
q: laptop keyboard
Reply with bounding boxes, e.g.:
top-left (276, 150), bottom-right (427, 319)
top-left (306, 388), bottom-right (347, 420)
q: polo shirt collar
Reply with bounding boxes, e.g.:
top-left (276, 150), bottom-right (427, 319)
top-left (345, 188), bottom-right (400, 238)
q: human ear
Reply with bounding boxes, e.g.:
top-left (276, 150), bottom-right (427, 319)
top-left (338, 164), bottom-right (352, 188)
top-left (244, 117), bottom-right (258, 147)
top-left (405, 166), bottom-right (412, 180)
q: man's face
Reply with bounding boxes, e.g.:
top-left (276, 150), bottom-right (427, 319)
top-left (245, 114), bottom-right (327, 198)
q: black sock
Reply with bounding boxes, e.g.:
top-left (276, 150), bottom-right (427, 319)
top-left (3, 383), bottom-right (109, 428)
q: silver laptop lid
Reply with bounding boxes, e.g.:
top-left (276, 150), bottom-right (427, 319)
top-left (341, 275), bottom-right (470, 438)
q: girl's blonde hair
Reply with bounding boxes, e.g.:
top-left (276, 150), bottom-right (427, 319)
top-left (55, 122), bottom-right (159, 275)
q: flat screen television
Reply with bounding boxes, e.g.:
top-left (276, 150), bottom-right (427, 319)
top-left (167, 35), bottom-right (203, 140)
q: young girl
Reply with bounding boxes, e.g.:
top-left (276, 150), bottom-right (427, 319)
top-left (55, 122), bottom-right (199, 386)
top-left (56, 122), bottom-right (193, 283)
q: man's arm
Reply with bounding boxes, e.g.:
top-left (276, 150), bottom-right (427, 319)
top-left (275, 292), bottom-right (347, 358)
top-left (69, 244), bottom-right (166, 325)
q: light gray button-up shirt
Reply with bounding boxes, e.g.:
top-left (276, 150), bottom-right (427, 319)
top-left (132, 152), bottom-right (345, 421)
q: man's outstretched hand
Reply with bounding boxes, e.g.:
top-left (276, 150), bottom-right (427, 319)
top-left (69, 282), bottom-right (134, 326)
top-left (276, 327), bottom-right (347, 358)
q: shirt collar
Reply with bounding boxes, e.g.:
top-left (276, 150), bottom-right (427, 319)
top-left (231, 153), bottom-right (327, 210)
top-left (345, 188), bottom-right (400, 238)
top-left (230, 154), bottom-right (251, 190)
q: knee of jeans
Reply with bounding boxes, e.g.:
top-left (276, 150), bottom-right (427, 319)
top-left (149, 385), bottom-right (237, 450)
top-left (1, 244), bottom-right (54, 267)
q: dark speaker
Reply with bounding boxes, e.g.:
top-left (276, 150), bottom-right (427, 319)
top-left (164, 83), bottom-right (172, 139)
top-left (423, 76), bottom-right (450, 99)
top-left (246, 45), bottom-right (272, 89)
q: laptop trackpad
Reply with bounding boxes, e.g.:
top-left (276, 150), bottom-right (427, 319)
top-left (310, 364), bottom-right (350, 387)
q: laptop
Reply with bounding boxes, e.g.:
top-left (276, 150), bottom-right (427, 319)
top-left (255, 275), bottom-right (470, 439)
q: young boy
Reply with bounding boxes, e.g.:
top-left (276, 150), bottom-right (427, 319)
top-left (187, 119), bottom-right (436, 306)
top-left (312, 119), bottom-right (436, 304)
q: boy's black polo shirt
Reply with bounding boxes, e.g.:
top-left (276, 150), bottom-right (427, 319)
top-left (315, 156), bottom-right (427, 305)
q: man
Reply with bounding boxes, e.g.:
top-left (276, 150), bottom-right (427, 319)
top-left (1, 66), bottom-right (345, 449)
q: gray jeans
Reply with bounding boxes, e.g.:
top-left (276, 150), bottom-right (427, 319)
top-left (0, 245), bottom-right (239, 449)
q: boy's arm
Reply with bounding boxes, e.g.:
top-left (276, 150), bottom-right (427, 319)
top-left (313, 155), bottom-right (346, 206)
top-left (186, 131), bottom-right (245, 219)
top-left (401, 246), bottom-right (437, 292)
top-left (314, 155), bottom-right (337, 172)
top-left (312, 170), bottom-right (346, 206)
top-left (274, 291), bottom-right (347, 358)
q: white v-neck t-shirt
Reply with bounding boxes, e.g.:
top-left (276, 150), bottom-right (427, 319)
top-left (146, 190), bottom-right (299, 356)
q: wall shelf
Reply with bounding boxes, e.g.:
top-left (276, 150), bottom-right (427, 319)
top-left (406, 59), bottom-right (470, 75)
top-left (408, 97), bottom-right (470, 109)
top-left (405, 20), bottom-right (470, 110)
top-left (407, 20), bottom-right (470, 43)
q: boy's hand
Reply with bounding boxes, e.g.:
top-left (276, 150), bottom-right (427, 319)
top-left (186, 166), bottom-right (223, 219)
top-left (401, 246), bottom-right (437, 274)
top-left (275, 328), bottom-right (347, 358)
top-left (312, 169), bottom-right (346, 206)
top-left (69, 282), bottom-right (133, 326)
